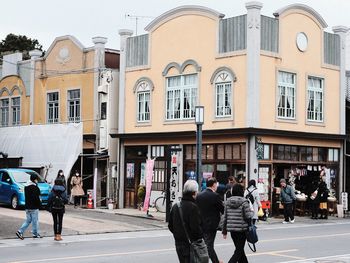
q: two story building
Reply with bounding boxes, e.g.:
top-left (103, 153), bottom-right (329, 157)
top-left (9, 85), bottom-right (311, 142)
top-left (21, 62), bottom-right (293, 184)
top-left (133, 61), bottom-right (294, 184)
top-left (116, 3), bottom-right (348, 212)
top-left (0, 35), bottom-right (120, 207)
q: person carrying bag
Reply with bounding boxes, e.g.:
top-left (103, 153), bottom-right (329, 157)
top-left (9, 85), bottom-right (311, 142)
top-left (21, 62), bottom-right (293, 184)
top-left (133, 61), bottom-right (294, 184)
top-left (178, 202), bottom-right (209, 263)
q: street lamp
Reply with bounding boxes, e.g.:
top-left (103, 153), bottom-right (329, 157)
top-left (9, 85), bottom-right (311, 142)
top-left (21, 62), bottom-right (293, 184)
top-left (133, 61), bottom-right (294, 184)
top-left (195, 106), bottom-right (204, 191)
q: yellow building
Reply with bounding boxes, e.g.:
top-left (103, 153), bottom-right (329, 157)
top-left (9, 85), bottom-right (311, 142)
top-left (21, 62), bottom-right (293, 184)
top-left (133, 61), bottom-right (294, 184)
top-left (116, 3), bottom-right (348, 213)
top-left (0, 36), bottom-right (120, 207)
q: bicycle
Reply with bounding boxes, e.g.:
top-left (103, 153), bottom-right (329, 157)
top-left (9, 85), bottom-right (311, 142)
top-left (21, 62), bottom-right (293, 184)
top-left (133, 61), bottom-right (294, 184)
top-left (154, 190), bottom-right (166, 213)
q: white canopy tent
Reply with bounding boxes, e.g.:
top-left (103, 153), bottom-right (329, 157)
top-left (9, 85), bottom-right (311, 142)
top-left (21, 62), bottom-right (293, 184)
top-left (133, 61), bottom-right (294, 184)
top-left (0, 123), bottom-right (83, 184)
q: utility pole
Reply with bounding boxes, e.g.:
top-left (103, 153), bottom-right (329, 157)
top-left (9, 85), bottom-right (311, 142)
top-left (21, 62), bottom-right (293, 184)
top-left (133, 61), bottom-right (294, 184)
top-left (125, 14), bottom-right (154, 35)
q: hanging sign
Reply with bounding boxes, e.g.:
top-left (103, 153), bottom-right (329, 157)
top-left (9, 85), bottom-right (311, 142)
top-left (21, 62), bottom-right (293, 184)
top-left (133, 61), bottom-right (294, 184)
top-left (170, 153), bottom-right (180, 207)
top-left (341, 192), bottom-right (348, 211)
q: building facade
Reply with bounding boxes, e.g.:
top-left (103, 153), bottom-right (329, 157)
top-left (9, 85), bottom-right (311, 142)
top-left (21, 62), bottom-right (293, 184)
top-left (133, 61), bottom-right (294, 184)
top-left (116, 3), bottom-right (348, 212)
top-left (0, 35), bottom-right (120, 207)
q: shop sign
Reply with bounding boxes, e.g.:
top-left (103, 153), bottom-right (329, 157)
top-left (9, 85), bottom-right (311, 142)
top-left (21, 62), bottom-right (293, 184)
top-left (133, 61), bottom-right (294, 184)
top-left (170, 153), bottom-right (180, 207)
top-left (126, 163), bottom-right (134, 179)
top-left (341, 192), bottom-right (348, 211)
top-left (140, 162), bottom-right (146, 186)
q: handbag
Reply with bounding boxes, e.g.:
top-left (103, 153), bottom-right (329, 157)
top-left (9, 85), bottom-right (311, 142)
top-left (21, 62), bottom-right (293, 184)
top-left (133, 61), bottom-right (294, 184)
top-left (177, 202), bottom-right (209, 263)
top-left (246, 222), bottom-right (258, 252)
top-left (242, 205), bottom-right (258, 253)
top-left (258, 207), bottom-right (264, 217)
top-left (310, 189), bottom-right (318, 200)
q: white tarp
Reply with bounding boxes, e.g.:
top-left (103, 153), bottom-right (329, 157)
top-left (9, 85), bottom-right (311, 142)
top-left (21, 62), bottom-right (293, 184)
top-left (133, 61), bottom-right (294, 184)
top-left (0, 123), bottom-right (82, 184)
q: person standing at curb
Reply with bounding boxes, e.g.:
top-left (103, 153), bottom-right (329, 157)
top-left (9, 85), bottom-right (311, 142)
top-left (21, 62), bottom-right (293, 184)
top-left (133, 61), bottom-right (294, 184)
top-left (197, 177), bottom-right (224, 263)
top-left (48, 178), bottom-right (68, 241)
top-left (55, 169), bottom-right (66, 189)
top-left (16, 174), bottom-right (42, 240)
top-left (280, 178), bottom-right (296, 224)
top-left (70, 171), bottom-right (84, 208)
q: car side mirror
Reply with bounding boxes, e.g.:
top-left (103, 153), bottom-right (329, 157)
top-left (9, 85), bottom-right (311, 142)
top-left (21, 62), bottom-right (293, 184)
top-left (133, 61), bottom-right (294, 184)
top-left (6, 178), bottom-right (12, 184)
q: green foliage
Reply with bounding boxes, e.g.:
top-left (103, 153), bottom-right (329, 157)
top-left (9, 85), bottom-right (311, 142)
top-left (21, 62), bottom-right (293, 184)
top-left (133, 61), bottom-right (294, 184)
top-left (0, 33), bottom-right (44, 61)
top-left (137, 185), bottom-right (146, 203)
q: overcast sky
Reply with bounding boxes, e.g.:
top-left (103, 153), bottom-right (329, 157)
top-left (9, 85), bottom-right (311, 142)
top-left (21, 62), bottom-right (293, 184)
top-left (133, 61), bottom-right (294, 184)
top-left (1, 0), bottom-right (349, 51)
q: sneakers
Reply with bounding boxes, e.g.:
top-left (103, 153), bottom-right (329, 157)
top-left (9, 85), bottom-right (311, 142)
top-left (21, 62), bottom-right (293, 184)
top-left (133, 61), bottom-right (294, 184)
top-left (32, 234), bottom-right (42, 238)
top-left (282, 220), bottom-right (295, 224)
top-left (16, 231), bottom-right (24, 240)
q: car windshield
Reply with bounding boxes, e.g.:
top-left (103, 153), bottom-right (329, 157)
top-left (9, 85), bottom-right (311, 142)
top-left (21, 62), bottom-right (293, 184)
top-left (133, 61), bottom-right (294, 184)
top-left (11, 171), bottom-right (45, 183)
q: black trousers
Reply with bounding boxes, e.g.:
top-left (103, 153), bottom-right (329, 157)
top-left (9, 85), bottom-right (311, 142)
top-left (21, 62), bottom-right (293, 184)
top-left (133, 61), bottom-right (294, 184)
top-left (203, 230), bottom-right (219, 263)
top-left (51, 211), bottom-right (64, 235)
top-left (175, 241), bottom-right (190, 263)
top-left (74, 196), bottom-right (81, 206)
top-left (310, 202), bottom-right (320, 218)
top-left (283, 203), bottom-right (294, 221)
top-left (229, 231), bottom-right (248, 263)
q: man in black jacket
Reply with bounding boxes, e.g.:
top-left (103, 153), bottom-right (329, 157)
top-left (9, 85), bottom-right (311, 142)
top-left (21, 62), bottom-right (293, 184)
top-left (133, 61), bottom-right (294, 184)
top-left (16, 174), bottom-right (42, 239)
top-left (169, 180), bottom-right (203, 263)
top-left (197, 177), bottom-right (224, 263)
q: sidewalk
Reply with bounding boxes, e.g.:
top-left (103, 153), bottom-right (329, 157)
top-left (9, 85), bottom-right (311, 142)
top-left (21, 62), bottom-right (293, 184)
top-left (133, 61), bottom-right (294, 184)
top-left (91, 207), bottom-right (166, 221)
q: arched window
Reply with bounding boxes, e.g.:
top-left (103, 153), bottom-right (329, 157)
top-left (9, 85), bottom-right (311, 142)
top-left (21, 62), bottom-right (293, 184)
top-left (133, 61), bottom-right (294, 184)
top-left (214, 71), bottom-right (233, 118)
top-left (136, 80), bottom-right (151, 122)
top-left (0, 86), bottom-right (22, 126)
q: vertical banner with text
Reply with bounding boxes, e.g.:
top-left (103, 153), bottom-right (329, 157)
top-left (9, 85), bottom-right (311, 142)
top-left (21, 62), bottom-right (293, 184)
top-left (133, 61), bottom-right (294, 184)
top-left (143, 159), bottom-right (155, 212)
top-left (170, 153), bottom-right (180, 207)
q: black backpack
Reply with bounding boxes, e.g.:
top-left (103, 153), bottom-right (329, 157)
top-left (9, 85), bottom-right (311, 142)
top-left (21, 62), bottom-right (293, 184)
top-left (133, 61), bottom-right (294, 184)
top-left (51, 193), bottom-right (64, 210)
top-left (246, 189), bottom-right (255, 205)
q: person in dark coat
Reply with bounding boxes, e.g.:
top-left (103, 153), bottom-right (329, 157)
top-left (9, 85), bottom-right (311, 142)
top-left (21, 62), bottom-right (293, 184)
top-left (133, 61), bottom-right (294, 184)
top-left (309, 180), bottom-right (320, 219)
top-left (55, 169), bottom-right (66, 189)
top-left (197, 177), bottom-right (224, 263)
top-left (280, 178), bottom-right (296, 223)
top-left (48, 178), bottom-right (68, 241)
top-left (168, 180), bottom-right (204, 263)
top-left (222, 184), bottom-right (253, 263)
top-left (16, 174), bottom-right (42, 239)
top-left (318, 176), bottom-right (329, 219)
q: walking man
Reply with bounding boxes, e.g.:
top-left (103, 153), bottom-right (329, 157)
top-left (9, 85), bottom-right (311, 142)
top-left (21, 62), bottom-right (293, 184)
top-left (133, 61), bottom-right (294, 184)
top-left (280, 178), bottom-right (296, 224)
top-left (16, 174), bottom-right (42, 239)
top-left (197, 177), bottom-right (224, 263)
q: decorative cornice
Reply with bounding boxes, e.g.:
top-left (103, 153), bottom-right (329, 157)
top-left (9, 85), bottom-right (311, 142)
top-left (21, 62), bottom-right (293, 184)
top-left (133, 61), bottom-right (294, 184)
top-left (273, 4), bottom-right (327, 28)
top-left (333, 26), bottom-right (349, 34)
top-left (133, 77), bottom-right (155, 93)
top-left (10, 85), bottom-right (23, 96)
top-left (145, 5), bottom-right (224, 32)
top-left (0, 87), bottom-right (10, 96)
top-left (44, 35), bottom-right (85, 59)
top-left (119, 29), bottom-right (133, 37)
top-left (245, 2), bottom-right (263, 10)
top-left (162, 60), bottom-right (201, 76)
top-left (210, 66), bottom-right (237, 84)
top-left (162, 62), bottom-right (181, 76)
top-left (111, 127), bottom-right (346, 140)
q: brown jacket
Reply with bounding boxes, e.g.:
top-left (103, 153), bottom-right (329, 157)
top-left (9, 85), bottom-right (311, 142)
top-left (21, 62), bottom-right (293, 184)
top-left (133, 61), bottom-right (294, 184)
top-left (70, 176), bottom-right (84, 196)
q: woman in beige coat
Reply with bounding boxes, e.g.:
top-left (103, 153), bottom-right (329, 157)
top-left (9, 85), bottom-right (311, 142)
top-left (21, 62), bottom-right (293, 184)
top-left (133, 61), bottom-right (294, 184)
top-left (70, 171), bottom-right (84, 207)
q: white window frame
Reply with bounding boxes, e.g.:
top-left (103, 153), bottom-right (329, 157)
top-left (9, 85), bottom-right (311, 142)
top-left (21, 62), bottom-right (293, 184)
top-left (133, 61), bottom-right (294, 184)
top-left (0, 97), bottom-right (9, 127)
top-left (67, 89), bottom-right (81, 123)
top-left (166, 74), bottom-right (197, 121)
top-left (215, 72), bottom-right (232, 118)
top-left (47, 91), bottom-right (59, 123)
top-left (11, 96), bottom-right (21, 126)
top-left (307, 77), bottom-right (324, 122)
top-left (277, 71), bottom-right (296, 119)
top-left (136, 81), bottom-right (151, 122)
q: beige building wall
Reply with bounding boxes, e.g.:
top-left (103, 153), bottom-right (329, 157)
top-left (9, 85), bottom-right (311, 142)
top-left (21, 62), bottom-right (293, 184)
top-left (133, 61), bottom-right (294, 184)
top-left (125, 13), bottom-right (248, 133)
top-left (33, 38), bottom-right (95, 134)
top-left (260, 10), bottom-right (340, 134)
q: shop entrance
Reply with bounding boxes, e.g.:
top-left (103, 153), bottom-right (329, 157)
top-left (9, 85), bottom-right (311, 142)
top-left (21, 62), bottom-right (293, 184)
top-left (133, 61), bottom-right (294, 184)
top-left (124, 146), bottom-right (147, 208)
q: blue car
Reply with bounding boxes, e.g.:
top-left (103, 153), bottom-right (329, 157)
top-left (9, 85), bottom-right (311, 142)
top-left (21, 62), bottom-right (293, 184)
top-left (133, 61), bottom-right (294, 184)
top-left (0, 168), bottom-right (51, 209)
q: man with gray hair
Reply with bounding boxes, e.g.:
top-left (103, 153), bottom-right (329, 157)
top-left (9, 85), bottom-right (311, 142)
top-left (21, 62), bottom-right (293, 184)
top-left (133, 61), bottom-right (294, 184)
top-left (169, 180), bottom-right (205, 263)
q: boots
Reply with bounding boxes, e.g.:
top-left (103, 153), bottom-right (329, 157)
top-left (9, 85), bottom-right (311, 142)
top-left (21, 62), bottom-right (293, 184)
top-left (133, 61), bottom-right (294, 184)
top-left (54, 234), bottom-right (59, 241)
top-left (57, 234), bottom-right (63, 241)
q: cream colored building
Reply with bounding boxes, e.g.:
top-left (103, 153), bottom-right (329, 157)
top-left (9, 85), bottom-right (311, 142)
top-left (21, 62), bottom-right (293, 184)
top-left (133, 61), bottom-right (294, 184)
top-left (0, 36), bottom-right (120, 207)
top-left (116, 3), bottom-right (348, 213)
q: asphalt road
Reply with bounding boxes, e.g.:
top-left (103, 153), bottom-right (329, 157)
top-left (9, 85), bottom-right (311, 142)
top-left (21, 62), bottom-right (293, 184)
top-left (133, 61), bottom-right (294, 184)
top-left (1, 219), bottom-right (350, 263)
